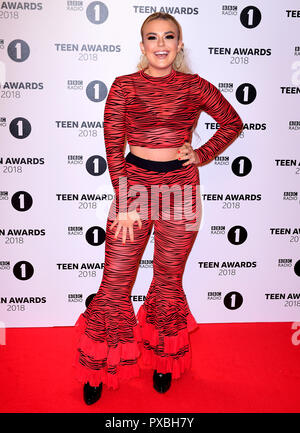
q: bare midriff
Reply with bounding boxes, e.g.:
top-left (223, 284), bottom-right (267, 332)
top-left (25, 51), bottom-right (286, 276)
top-left (129, 145), bottom-right (181, 162)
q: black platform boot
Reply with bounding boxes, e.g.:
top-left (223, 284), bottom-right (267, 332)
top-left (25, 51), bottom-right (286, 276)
top-left (153, 370), bottom-right (172, 393)
top-left (83, 381), bottom-right (103, 405)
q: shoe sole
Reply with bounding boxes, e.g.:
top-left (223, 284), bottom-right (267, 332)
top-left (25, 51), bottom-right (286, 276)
top-left (153, 382), bottom-right (171, 393)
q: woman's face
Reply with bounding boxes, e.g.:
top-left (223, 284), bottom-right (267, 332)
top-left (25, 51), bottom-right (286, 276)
top-left (140, 19), bottom-right (183, 73)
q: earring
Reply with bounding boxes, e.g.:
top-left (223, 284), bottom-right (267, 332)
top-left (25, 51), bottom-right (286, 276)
top-left (174, 48), bottom-right (184, 69)
top-left (139, 53), bottom-right (148, 69)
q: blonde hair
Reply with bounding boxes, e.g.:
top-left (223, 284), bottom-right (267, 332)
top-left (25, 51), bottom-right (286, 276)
top-left (137, 12), bottom-right (192, 74)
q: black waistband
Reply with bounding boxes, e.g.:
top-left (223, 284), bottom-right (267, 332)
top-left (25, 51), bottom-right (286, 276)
top-left (125, 152), bottom-right (188, 173)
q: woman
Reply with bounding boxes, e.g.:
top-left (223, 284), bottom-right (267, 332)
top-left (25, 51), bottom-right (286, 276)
top-left (73, 12), bottom-right (243, 405)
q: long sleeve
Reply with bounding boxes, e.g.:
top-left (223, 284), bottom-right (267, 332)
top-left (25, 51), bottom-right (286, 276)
top-left (193, 74), bottom-right (243, 164)
top-left (103, 77), bottom-right (135, 213)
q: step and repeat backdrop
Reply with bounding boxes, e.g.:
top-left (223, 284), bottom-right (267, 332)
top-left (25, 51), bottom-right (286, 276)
top-left (0, 0), bottom-right (299, 327)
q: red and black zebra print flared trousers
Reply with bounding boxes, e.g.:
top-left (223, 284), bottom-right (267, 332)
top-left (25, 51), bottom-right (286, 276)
top-left (73, 152), bottom-right (202, 390)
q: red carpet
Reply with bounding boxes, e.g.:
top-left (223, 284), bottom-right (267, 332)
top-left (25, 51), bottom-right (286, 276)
top-left (0, 322), bottom-right (299, 413)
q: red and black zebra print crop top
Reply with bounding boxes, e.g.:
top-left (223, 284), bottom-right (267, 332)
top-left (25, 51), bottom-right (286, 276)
top-left (103, 67), bottom-right (243, 206)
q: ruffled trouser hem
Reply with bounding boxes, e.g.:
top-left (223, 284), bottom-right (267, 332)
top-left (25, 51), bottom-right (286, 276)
top-left (72, 304), bottom-right (199, 390)
top-left (137, 304), bottom-right (199, 379)
top-left (72, 312), bottom-right (142, 390)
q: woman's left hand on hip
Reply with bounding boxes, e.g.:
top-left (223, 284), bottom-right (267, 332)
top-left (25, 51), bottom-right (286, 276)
top-left (177, 142), bottom-right (200, 165)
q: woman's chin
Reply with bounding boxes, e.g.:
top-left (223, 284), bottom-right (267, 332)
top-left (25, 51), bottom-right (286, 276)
top-left (148, 59), bottom-right (175, 70)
